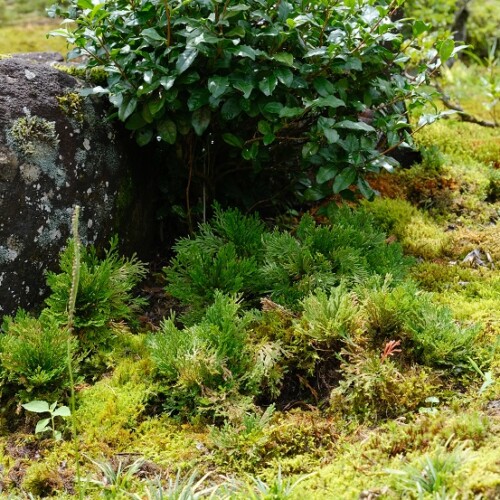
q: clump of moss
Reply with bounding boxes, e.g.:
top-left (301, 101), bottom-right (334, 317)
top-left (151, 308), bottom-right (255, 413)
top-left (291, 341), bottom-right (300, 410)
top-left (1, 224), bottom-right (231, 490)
top-left (10, 112), bottom-right (59, 156)
top-left (362, 198), bottom-right (451, 259)
top-left (415, 121), bottom-right (500, 168)
top-left (53, 63), bottom-right (108, 85)
top-left (57, 92), bottom-right (84, 123)
top-left (21, 460), bottom-right (71, 497)
top-left (411, 262), bottom-right (479, 293)
top-left (75, 358), bottom-right (153, 448)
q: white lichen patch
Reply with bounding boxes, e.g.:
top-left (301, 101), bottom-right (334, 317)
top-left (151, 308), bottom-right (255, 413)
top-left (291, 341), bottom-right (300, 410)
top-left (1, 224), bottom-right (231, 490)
top-left (83, 138), bottom-right (91, 151)
top-left (0, 245), bottom-right (19, 264)
top-left (24, 69), bottom-right (36, 80)
top-left (19, 163), bottom-right (41, 183)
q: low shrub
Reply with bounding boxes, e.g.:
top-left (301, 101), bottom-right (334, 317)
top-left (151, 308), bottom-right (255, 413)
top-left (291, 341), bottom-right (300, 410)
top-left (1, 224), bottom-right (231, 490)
top-left (165, 205), bottom-right (266, 323)
top-left (359, 277), bottom-right (481, 370)
top-left (149, 292), bottom-right (284, 419)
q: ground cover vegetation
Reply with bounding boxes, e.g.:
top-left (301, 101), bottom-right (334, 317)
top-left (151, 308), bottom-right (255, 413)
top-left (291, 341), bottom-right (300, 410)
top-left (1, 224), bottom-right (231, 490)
top-left (0, 0), bottom-right (499, 498)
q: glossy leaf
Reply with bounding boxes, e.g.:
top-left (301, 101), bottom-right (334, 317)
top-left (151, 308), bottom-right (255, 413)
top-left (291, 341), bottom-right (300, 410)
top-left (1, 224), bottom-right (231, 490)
top-left (176, 48), bottom-right (198, 74)
top-left (333, 167), bottom-right (357, 194)
top-left (157, 119), bottom-right (177, 144)
top-left (191, 107), bottom-right (211, 136)
top-left (258, 75), bottom-right (278, 97)
top-left (223, 133), bottom-right (244, 148)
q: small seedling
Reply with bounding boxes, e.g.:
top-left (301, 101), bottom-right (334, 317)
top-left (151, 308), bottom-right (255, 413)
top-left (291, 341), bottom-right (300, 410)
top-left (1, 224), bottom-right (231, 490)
top-left (22, 400), bottom-right (71, 441)
top-left (419, 396), bottom-right (441, 415)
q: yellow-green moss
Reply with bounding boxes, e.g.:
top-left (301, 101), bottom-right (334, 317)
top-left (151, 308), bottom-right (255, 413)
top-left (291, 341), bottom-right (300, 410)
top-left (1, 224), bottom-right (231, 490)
top-left (53, 64), bottom-right (108, 85)
top-left (362, 197), bottom-right (451, 259)
top-left (10, 113), bottom-right (59, 156)
top-left (57, 92), bottom-right (84, 123)
top-left (75, 358), bottom-right (153, 449)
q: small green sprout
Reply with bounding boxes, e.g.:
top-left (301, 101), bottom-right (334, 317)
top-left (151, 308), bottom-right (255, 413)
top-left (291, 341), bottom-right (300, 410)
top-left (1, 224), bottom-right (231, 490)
top-left (22, 400), bottom-right (71, 441)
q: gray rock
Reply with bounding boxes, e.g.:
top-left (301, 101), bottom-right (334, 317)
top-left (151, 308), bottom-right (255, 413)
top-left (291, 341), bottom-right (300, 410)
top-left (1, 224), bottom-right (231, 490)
top-left (0, 55), bottom-right (154, 318)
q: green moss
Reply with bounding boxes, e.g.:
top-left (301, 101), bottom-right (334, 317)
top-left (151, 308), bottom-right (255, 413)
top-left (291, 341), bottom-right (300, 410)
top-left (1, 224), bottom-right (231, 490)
top-left (10, 112), bottom-right (59, 156)
top-left (57, 92), bottom-right (84, 123)
top-left (22, 459), bottom-right (71, 497)
top-left (129, 416), bottom-right (208, 470)
top-left (75, 358), bottom-right (153, 449)
top-left (53, 64), bottom-right (108, 85)
top-left (362, 198), bottom-right (451, 259)
top-left (415, 121), bottom-right (500, 168)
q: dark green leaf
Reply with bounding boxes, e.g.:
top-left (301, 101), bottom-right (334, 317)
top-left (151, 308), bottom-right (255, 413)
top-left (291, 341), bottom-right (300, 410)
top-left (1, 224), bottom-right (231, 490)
top-left (188, 89), bottom-right (210, 111)
top-left (157, 119), bottom-right (177, 144)
top-left (147, 96), bottom-right (166, 117)
top-left (136, 128), bottom-right (154, 146)
top-left (232, 76), bottom-right (254, 98)
top-left (118, 97), bottom-right (138, 121)
top-left (314, 95), bottom-right (345, 109)
top-left (191, 107), bottom-right (211, 136)
top-left (323, 128), bottom-right (340, 144)
top-left (263, 102), bottom-right (284, 115)
top-left (221, 98), bottom-right (242, 120)
top-left (316, 165), bottom-right (337, 184)
top-left (258, 120), bottom-right (272, 135)
top-left (222, 133), bottom-right (244, 148)
top-left (263, 134), bottom-right (275, 145)
top-left (413, 20), bottom-right (430, 37)
top-left (332, 167), bottom-right (357, 194)
top-left (242, 142), bottom-right (259, 160)
top-left (233, 45), bottom-right (256, 60)
top-left (302, 142), bottom-right (319, 158)
top-left (141, 28), bottom-right (165, 43)
top-left (303, 186), bottom-right (327, 201)
top-left (176, 48), bottom-right (198, 74)
top-left (274, 68), bottom-right (294, 87)
top-left (160, 76), bottom-right (176, 90)
top-left (357, 177), bottom-right (375, 200)
top-left (258, 75), bottom-right (278, 96)
top-left (273, 53), bottom-right (294, 66)
top-left (313, 77), bottom-right (335, 97)
top-left (208, 76), bottom-right (230, 99)
top-left (438, 39), bottom-right (455, 63)
top-left (125, 112), bottom-right (147, 130)
top-left (279, 107), bottom-right (304, 118)
top-left (335, 120), bottom-right (375, 132)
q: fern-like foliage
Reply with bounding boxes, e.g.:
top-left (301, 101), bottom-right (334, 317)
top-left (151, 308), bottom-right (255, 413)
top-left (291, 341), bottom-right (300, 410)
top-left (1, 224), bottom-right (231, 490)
top-left (45, 237), bottom-right (147, 331)
top-left (165, 205), bottom-right (266, 323)
top-left (261, 210), bottom-right (412, 307)
top-left (0, 310), bottom-right (77, 399)
top-left (149, 292), bottom-right (284, 417)
top-left (164, 205), bottom-right (412, 319)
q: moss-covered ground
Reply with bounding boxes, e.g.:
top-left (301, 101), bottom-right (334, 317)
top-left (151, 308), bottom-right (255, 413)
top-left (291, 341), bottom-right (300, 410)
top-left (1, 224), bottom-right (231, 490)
top-left (1, 6), bottom-right (500, 499)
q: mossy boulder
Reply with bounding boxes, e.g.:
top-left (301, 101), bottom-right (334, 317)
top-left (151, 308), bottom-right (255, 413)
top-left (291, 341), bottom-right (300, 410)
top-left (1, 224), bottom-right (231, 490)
top-left (0, 55), bottom-right (158, 317)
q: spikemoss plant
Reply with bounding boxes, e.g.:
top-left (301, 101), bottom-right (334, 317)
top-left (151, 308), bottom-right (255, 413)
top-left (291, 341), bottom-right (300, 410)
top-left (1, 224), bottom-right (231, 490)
top-left (0, 310), bottom-right (77, 400)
